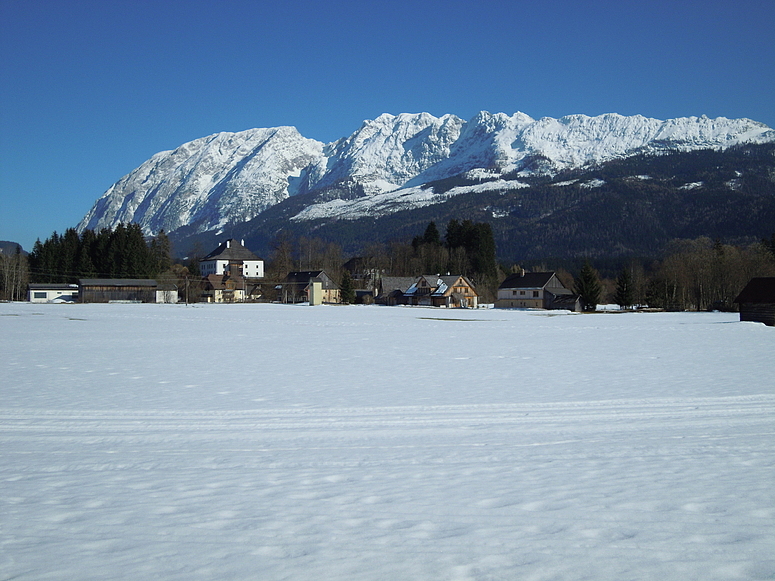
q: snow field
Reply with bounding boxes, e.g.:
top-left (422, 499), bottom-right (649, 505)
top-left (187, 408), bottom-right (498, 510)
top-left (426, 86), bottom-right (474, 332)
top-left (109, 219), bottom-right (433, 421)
top-left (1, 303), bottom-right (774, 580)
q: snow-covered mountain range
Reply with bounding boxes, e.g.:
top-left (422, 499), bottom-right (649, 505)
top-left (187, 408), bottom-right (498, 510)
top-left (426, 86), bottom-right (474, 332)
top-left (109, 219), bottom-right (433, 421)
top-left (77, 111), bottom-right (775, 236)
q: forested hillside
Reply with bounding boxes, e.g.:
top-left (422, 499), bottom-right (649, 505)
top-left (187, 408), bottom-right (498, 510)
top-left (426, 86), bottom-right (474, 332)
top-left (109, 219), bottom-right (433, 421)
top-left (170, 143), bottom-right (775, 263)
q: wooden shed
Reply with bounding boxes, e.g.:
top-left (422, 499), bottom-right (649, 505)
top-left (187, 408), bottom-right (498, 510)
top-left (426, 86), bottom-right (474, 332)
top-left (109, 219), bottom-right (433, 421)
top-left (79, 279), bottom-right (158, 303)
top-left (734, 277), bottom-right (775, 326)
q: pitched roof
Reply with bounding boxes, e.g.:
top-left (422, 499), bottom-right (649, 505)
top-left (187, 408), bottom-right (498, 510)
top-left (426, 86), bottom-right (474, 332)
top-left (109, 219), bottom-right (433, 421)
top-left (499, 272), bottom-right (556, 290)
top-left (378, 277), bottom-right (416, 294)
top-left (285, 270), bottom-right (324, 284)
top-left (28, 283), bottom-right (78, 290)
top-left (284, 271), bottom-right (339, 289)
top-left (201, 239), bottom-right (261, 262)
top-left (734, 277), bottom-right (775, 303)
top-left (551, 294), bottom-right (581, 308)
top-left (403, 275), bottom-right (477, 297)
top-left (79, 279), bottom-right (157, 287)
top-left (429, 275), bottom-right (477, 296)
top-left (203, 273), bottom-right (244, 290)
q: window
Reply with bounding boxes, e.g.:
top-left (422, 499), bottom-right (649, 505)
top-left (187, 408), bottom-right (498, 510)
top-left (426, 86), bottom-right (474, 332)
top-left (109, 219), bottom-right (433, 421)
top-left (512, 290), bottom-right (517, 296)
top-left (533, 291), bottom-right (539, 297)
top-left (33, 292), bottom-right (47, 299)
top-left (520, 291), bottom-right (525, 295)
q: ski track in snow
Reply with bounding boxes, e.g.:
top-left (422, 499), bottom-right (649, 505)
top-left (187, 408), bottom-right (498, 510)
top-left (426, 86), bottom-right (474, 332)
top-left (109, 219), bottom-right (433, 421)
top-left (1, 303), bottom-right (774, 580)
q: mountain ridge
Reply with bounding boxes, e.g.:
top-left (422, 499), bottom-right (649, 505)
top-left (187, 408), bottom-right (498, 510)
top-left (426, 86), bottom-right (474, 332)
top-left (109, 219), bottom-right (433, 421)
top-left (77, 111), bottom-right (775, 256)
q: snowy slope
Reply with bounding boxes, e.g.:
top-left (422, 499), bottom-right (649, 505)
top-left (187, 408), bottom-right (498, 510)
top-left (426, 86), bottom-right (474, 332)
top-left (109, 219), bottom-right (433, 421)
top-left (78, 112), bottom-right (775, 235)
top-left (2, 303), bottom-right (774, 581)
top-left (312, 112), bottom-right (465, 194)
top-left (77, 127), bottom-right (324, 235)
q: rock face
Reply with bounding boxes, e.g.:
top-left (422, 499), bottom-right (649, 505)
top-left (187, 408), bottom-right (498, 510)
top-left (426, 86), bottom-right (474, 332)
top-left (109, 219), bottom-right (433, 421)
top-left (78, 127), bottom-right (324, 235)
top-left (78, 112), bottom-right (775, 235)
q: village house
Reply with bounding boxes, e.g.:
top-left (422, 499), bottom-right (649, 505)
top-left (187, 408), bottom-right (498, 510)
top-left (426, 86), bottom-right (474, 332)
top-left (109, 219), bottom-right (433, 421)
top-left (199, 239), bottom-right (264, 279)
top-left (401, 275), bottom-right (478, 308)
top-left (495, 271), bottom-right (581, 311)
top-left (198, 239), bottom-right (265, 302)
top-left (278, 271), bottom-right (340, 304)
top-left (734, 277), bottom-right (775, 326)
top-left (201, 273), bottom-right (246, 303)
top-left (27, 283), bottom-right (79, 303)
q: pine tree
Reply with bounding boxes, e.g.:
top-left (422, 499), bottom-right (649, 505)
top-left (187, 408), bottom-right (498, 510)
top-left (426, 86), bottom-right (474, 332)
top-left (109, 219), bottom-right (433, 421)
top-left (61, 228), bottom-right (80, 282)
top-left (150, 229), bottom-right (172, 274)
top-left (339, 270), bottom-right (355, 304)
top-left (422, 221), bottom-right (441, 246)
top-left (445, 219), bottom-right (463, 249)
top-left (614, 268), bottom-right (634, 309)
top-left (468, 222), bottom-right (498, 281)
top-left (574, 260), bottom-right (602, 312)
top-left (442, 219), bottom-right (497, 282)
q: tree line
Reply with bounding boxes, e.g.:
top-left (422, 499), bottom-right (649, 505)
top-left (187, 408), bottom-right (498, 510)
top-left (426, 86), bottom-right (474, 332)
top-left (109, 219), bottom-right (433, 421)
top-left (0, 245), bottom-right (28, 301)
top-left (566, 236), bottom-right (775, 311)
top-left (259, 219), bottom-right (500, 302)
top-left (12, 220), bottom-right (775, 310)
top-left (263, 225), bottom-right (774, 309)
top-left (28, 225), bottom-right (171, 283)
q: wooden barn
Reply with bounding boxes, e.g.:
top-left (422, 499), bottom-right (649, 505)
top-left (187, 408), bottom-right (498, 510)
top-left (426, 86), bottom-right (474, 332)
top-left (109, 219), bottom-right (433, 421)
top-left (734, 277), bottom-right (775, 326)
top-left (79, 279), bottom-right (158, 303)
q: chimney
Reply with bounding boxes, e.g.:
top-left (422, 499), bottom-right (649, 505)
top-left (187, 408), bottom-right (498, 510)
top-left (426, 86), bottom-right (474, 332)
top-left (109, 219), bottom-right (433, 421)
top-left (520, 267), bottom-right (525, 277)
top-left (226, 240), bottom-right (231, 248)
top-left (241, 239), bottom-right (245, 247)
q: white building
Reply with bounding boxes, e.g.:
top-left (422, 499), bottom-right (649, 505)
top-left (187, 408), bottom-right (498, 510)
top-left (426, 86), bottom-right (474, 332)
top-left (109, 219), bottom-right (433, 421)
top-left (199, 239), bottom-right (264, 279)
top-left (28, 283), bottom-right (79, 303)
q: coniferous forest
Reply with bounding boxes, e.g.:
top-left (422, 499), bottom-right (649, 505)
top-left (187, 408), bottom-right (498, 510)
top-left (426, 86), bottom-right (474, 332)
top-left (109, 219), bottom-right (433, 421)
top-left (28, 225), bottom-right (171, 284)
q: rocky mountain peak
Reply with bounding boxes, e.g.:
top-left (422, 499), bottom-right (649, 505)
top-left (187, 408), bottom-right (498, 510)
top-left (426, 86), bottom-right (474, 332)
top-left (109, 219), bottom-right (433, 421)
top-left (77, 111), bottom-right (775, 238)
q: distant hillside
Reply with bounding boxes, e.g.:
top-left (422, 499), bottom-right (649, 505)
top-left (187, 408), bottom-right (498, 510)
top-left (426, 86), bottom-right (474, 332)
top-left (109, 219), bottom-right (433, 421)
top-left (170, 142), bottom-right (775, 262)
top-left (79, 111), bottom-right (774, 260)
top-left (0, 241), bottom-right (26, 255)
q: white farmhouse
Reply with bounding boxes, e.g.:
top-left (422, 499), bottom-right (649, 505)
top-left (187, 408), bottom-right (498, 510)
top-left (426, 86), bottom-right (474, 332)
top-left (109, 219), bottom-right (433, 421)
top-left (199, 239), bottom-right (264, 279)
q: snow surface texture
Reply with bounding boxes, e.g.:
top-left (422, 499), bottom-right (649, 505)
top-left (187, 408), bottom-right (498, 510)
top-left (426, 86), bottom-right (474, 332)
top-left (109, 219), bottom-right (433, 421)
top-left (2, 303), bottom-right (774, 580)
top-left (77, 112), bottom-right (775, 235)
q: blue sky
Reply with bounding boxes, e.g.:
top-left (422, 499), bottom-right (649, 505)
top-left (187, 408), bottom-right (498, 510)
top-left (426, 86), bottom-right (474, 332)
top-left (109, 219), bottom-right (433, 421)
top-left (1, 0), bottom-right (773, 251)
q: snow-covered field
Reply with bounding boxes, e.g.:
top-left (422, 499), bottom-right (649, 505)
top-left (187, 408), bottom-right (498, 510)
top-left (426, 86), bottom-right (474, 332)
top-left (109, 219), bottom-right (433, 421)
top-left (1, 302), bottom-right (773, 580)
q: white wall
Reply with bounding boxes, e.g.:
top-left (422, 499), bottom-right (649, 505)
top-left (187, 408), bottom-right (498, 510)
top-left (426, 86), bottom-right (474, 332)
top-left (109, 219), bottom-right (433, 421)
top-left (200, 259), bottom-right (263, 278)
top-left (155, 290), bottom-right (179, 304)
top-left (497, 288), bottom-right (543, 300)
top-left (28, 288), bottom-right (78, 303)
